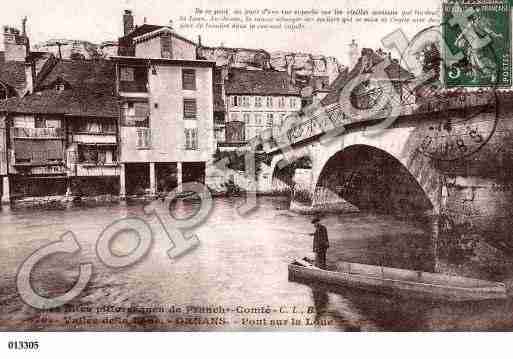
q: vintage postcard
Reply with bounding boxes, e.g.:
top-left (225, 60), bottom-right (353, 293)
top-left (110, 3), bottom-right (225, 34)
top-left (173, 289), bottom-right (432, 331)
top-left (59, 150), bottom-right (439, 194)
top-left (2, 0), bottom-right (513, 349)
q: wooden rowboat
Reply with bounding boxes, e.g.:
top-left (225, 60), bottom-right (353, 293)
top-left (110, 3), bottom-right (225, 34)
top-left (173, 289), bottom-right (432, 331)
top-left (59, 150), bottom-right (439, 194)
top-left (289, 258), bottom-right (508, 302)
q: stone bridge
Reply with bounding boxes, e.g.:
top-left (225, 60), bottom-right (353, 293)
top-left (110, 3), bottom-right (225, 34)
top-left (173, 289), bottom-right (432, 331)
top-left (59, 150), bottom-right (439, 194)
top-left (260, 90), bottom-right (513, 267)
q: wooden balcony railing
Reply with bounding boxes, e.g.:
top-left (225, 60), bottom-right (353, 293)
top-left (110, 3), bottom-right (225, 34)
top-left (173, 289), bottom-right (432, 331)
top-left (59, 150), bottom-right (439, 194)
top-left (73, 163), bottom-right (120, 177)
top-left (12, 127), bottom-right (65, 139)
top-left (119, 81), bottom-right (148, 93)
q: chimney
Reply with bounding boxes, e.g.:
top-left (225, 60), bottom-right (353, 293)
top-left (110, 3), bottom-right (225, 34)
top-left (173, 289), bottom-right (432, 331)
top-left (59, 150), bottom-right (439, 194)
top-left (22, 17), bottom-right (30, 58)
top-left (123, 10), bottom-right (134, 36)
top-left (24, 60), bottom-right (35, 94)
top-left (22, 17), bottom-right (27, 36)
top-left (348, 39), bottom-right (358, 69)
top-left (286, 56), bottom-right (296, 86)
top-left (3, 25), bottom-right (28, 62)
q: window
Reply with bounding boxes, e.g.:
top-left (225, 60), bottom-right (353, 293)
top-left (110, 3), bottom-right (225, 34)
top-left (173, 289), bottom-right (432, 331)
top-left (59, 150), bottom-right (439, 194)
top-left (255, 96), bottom-right (262, 107)
top-left (230, 96), bottom-right (239, 107)
top-left (280, 113), bottom-right (286, 127)
top-left (242, 96), bottom-right (250, 107)
top-left (102, 122), bottom-right (116, 133)
top-left (56, 84), bottom-right (65, 92)
top-left (267, 113), bottom-right (274, 127)
top-left (136, 128), bottom-right (151, 149)
top-left (119, 66), bottom-right (148, 92)
top-left (161, 34), bottom-right (172, 58)
top-left (243, 113), bottom-right (250, 124)
top-left (230, 112), bottom-right (239, 122)
top-left (254, 113), bottom-right (262, 125)
top-left (185, 128), bottom-right (199, 150)
top-left (278, 97), bottom-right (285, 108)
top-left (127, 103), bottom-right (136, 117)
top-left (123, 102), bottom-right (149, 127)
top-left (182, 69), bottom-right (196, 90)
top-left (289, 97), bottom-right (297, 108)
top-left (34, 117), bottom-right (61, 129)
top-left (88, 122), bottom-right (101, 133)
top-left (120, 67), bottom-right (134, 81)
top-left (134, 103), bottom-right (149, 118)
top-left (226, 121), bottom-right (245, 142)
top-left (0, 86), bottom-right (7, 100)
top-left (35, 117), bottom-right (46, 128)
top-left (79, 146), bottom-right (114, 164)
top-left (183, 99), bottom-right (197, 119)
top-left (266, 97), bottom-right (273, 108)
top-left (97, 150), bottom-right (106, 164)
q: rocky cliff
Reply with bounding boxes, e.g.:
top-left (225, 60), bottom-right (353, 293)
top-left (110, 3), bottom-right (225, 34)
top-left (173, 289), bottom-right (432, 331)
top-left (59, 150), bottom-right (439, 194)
top-left (33, 40), bottom-right (344, 86)
top-left (33, 39), bottom-right (103, 60)
top-left (198, 46), bottom-right (344, 85)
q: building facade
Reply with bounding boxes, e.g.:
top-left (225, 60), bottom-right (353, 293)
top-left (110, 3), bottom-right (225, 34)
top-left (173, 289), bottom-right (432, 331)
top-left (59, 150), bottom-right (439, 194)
top-left (223, 68), bottom-right (301, 147)
top-left (114, 22), bottom-right (215, 197)
top-left (0, 59), bottom-right (120, 203)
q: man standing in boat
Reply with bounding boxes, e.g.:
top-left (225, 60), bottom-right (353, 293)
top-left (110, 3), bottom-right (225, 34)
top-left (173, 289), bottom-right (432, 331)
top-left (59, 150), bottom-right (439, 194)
top-left (311, 218), bottom-right (329, 269)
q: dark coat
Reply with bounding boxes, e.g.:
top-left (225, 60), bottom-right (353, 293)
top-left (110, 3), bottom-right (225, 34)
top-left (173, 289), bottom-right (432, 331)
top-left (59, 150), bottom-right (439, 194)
top-left (313, 224), bottom-right (329, 253)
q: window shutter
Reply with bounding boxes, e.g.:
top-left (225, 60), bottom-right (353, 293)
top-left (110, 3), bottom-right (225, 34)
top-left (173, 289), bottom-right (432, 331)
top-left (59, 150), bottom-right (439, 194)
top-left (182, 69), bottom-right (196, 90)
top-left (184, 99), bottom-right (197, 119)
top-left (192, 128), bottom-right (198, 149)
top-left (137, 129), bottom-right (143, 148)
top-left (145, 128), bottom-right (151, 147)
top-left (267, 113), bottom-right (274, 127)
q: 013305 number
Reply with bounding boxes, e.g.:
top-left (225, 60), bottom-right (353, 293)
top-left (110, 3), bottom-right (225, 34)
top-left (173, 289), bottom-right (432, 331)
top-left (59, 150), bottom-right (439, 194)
top-left (7, 340), bottom-right (39, 350)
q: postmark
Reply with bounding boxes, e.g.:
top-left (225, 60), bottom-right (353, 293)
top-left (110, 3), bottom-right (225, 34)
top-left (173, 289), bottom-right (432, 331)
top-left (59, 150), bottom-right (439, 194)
top-left (401, 21), bottom-right (500, 161)
top-left (415, 90), bottom-right (499, 161)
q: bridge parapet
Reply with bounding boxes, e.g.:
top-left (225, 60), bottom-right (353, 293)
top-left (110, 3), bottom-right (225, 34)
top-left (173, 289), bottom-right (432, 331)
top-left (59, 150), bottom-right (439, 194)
top-left (266, 89), bottom-right (495, 154)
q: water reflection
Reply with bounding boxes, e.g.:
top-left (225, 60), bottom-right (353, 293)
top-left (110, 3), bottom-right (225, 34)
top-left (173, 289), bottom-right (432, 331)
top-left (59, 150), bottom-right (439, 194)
top-left (0, 196), bottom-right (512, 331)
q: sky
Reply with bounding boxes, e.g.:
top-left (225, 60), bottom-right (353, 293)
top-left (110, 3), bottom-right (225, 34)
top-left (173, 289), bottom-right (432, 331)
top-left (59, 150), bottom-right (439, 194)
top-left (0, 0), bottom-right (441, 65)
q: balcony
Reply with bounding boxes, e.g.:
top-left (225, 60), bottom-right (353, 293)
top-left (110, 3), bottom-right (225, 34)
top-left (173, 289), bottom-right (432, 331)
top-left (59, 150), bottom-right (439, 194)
top-left (12, 139), bottom-right (64, 167)
top-left (12, 127), bottom-right (65, 139)
top-left (72, 163), bottom-right (120, 177)
top-left (119, 81), bottom-right (148, 93)
top-left (73, 133), bottom-right (117, 144)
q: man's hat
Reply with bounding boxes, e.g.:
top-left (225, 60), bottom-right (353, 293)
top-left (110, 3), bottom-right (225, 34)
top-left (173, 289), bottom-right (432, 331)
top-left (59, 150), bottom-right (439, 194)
top-left (311, 217), bottom-right (320, 224)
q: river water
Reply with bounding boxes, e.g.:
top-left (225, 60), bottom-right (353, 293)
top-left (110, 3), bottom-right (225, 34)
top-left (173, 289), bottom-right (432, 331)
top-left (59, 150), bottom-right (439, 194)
top-left (1, 196), bottom-right (513, 331)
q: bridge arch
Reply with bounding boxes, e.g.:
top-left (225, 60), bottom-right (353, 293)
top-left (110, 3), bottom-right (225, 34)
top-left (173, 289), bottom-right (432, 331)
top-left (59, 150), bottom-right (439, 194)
top-left (313, 144), bottom-right (436, 215)
top-left (271, 154), bottom-right (313, 198)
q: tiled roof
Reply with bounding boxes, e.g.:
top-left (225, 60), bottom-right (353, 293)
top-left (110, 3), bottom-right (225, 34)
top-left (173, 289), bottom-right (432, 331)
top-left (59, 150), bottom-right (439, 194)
top-left (38, 59), bottom-right (116, 95)
top-left (0, 61), bottom-right (26, 90)
top-left (0, 51), bottom-right (54, 94)
top-left (0, 59), bottom-right (119, 117)
top-left (132, 27), bottom-right (196, 46)
top-left (124, 24), bottom-right (163, 40)
top-left (0, 88), bottom-right (119, 118)
top-left (320, 69), bottom-right (350, 106)
top-left (321, 49), bottom-right (413, 106)
top-left (225, 68), bottom-right (300, 96)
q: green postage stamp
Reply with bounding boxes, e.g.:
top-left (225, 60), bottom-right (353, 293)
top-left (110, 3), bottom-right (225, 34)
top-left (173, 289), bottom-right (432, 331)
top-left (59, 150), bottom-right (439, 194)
top-left (443, 0), bottom-right (511, 87)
